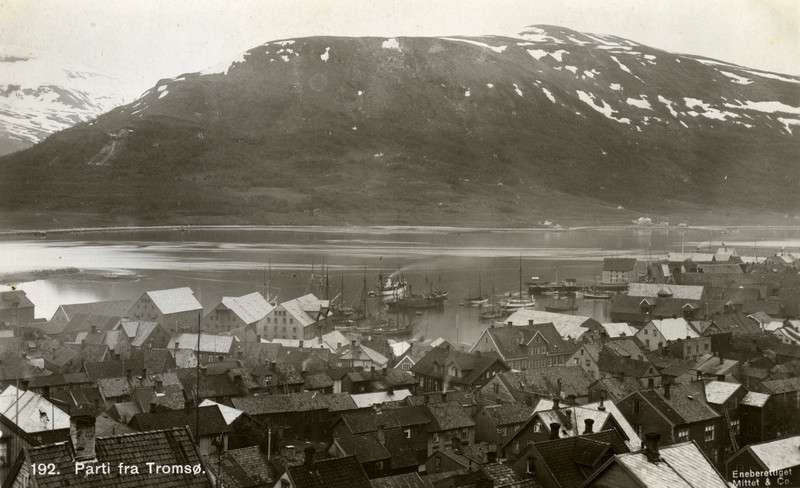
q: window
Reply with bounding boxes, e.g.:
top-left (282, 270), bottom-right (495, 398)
top-left (500, 427), bottom-right (507, 436)
top-left (494, 384), bottom-right (500, 394)
top-left (705, 424), bottom-right (714, 441)
top-left (404, 428), bottom-right (411, 439)
top-left (731, 419), bottom-right (740, 435)
top-left (513, 441), bottom-right (520, 453)
top-left (634, 424), bottom-right (642, 437)
top-left (526, 457), bottom-right (535, 475)
top-left (402, 363), bottom-right (411, 371)
top-left (678, 428), bottom-right (689, 442)
top-left (432, 433), bottom-right (439, 443)
top-left (534, 420), bottom-right (542, 433)
top-left (462, 428), bottom-right (468, 439)
top-left (633, 399), bottom-right (640, 414)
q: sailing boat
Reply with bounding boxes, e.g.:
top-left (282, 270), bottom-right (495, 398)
top-left (480, 283), bottom-right (509, 321)
top-left (502, 255), bottom-right (535, 311)
top-left (466, 273), bottom-right (489, 307)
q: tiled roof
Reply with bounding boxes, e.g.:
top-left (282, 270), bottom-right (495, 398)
top-left (504, 310), bottom-right (598, 340)
top-left (628, 283), bottom-right (705, 300)
top-left (176, 370), bottom-right (241, 398)
top-left (127, 321), bottom-right (161, 348)
top-left (335, 433), bottom-right (391, 463)
top-left (198, 399), bottom-right (243, 425)
top-left (304, 372), bottom-right (334, 390)
top-left (479, 323), bottom-right (572, 359)
top-left (382, 428), bottom-right (418, 469)
top-left (603, 258), bottom-right (636, 271)
top-left (710, 312), bottom-right (761, 335)
top-left (745, 435), bottom-right (800, 471)
top-left (369, 472), bottom-right (426, 488)
top-left (762, 377), bottom-right (800, 394)
top-left (232, 392), bottom-right (330, 415)
top-left (613, 441), bottom-right (728, 488)
top-left (236, 341), bottom-right (282, 367)
top-left (26, 427), bottom-right (211, 487)
top-left (204, 446), bottom-right (274, 487)
top-left (56, 299), bottom-right (133, 321)
top-left (694, 354), bottom-right (739, 376)
top-left (590, 377), bottom-right (646, 402)
top-left (62, 313), bottom-right (123, 335)
top-left (741, 391), bottom-right (770, 407)
top-left (220, 292), bottom-right (275, 324)
top-left (635, 383), bottom-right (720, 425)
top-left (529, 430), bottom-right (630, 488)
top-left (145, 287), bottom-right (202, 315)
top-left (424, 402), bottom-right (475, 432)
top-left (703, 380), bottom-right (742, 404)
top-left (404, 390), bottom-right (477, 408)
top-left (0, 385), bottom-right (70, 433)
top-left (598, 352), bottom-right (657, 379)
top-left (500, 366), bottom-right (595, 400)
top-left (340, 405), bottom-right (429, 434)
top-left (605, 338), bottom-right (646, 360)
top-left (482, 403), bottom-right (536, 426)
top-left (129, 406), bottom-right (230, 438)
top-left (411, 345), bottom-right (506, 387)
top-left (287, 455), bottom-right (371, 488)
top-left (480, 462), bottom-right (538, 488)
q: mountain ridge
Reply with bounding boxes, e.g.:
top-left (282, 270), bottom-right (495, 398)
top-left (1, 25), bottom-right (798, 228)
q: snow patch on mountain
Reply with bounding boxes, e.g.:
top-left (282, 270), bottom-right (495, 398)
top-left (626, 96), bottom-right (652, 110)
top-left (577, 90), bottom-right (631, 124)
top-left (777, 118), bottom-right (800, 134)
top-left (513, 84), bottom-right (523, 97)
top-left (382, 39), bottom-right (400, 50)
top-left (441, 37), bottom-right (507, 53)
top-left (320, 47), bottom-right (330, 62)
top-left (719, 71), bottom-right (752, 84)
top-left (723, 100), bottom-right (800, 115)
top-left (542, 87), bottom-right (556, 103)
top-left (658, 96), bottom-right (679, 117)
top-left (684, 98), bottom-right (739, 121)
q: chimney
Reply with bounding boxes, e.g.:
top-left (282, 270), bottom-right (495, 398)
top-left (70, 405), bottom-right (97, 461)
top-left (387, 386), bottom-right (394, 396)
top-left (696, 370), bottom-right (703, 381)
top-left (174, 341), bottom-right (180, 350)
top-left (155, 379), bottom-right (164, 392)
top-left (643, 432), bottom-right (661, 463)
top-left (303, 446), bottom-right (316, 470)
top-left (90, 325), bottom-right (97, 334)
top-left (374, 403), bottom-right (382, 415)
top-left (377, 424), bottom-right (385, 445)
top-left (487, 451), bottom-right (497, 463)
top-left (584, 419), bottom-right (594, 434)
top-left (507, 321), bottom-right (513, 326)
top-left (549, 423), bottom-right (561, 440)
top-left (553, 398), bottom-right (560, 410)
top-left (351, 339), bottom-right (356, 348)
top-left (528, 319), bottom-right (534, 326)
top-left (664, 383), bottom-right (671, 399)
top-left (126, 369), bottom-right (131, 381)
top-left (567, 394), bottom-right (577, 405)
top-left (256, 335), bottom-right (261, 342)
top-left (452, 437), bottom-right (462, 453)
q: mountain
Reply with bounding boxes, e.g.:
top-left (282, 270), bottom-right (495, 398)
top-left (1, 26), bottom-right (798, 228)
top-left (0, 50), bottom-right (139, 156)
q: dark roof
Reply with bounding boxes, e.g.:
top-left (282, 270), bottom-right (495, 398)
top-left (369, 472), bottom-right (426, 488)
top-left (24, 427), bottom-right (211, 487)
top-left (498, 367), bottom-right (595, 401)
top-left (526, 430), bottom-right (630, 488)
top-left (381, 368), bottom-right (419, 387)
top-left (597, 351), bottom-right (657, 379)
top-left (480, 462), bottom-right (538, 488)
top-left (482, 403), bottom-right (536, 426)
top-left (603, 258), bottom-right (637, 272)
top-left (423, 402), bottom-right (475, 432)
top-left (203, 446), bottom-right (275, 488)
top-left (129, 406), bottom-right (230, 438)
top-left (232, 392), bottom-right (331, 415)
top-left (633, 383), bottom-right (720, 425)
top-left (340, 405), bottom-right (429, 434)
top-left (382, 428), bottom-right (418, 469)
top-left (56, 300), bottom-right (133, 321)
top-left (411, 345), bottom-right (507, 387)
top-left (287, 455), bottom-right (371, 488)
top-left (335, 433), bottom-right (391, 463)
top-left (26, 372), bottom-right (90, 388)
top-left (762, 377), bottom-right (800, 394)
top-left (304, 372), bottom-right (334, 390)
top-left (176, 369), bottom-right (241, 398)
top-left (236, 342), bottom-right (282, 367)
top-left (0, 290), bottom-right (35, 310)
top-left (483, 324), bottom-right (571, 359)
top-left (45, 343), bottom-right (108, 367)
top-left (129, 348), bottom-right (178, 373)
top-left (710, 313), bottom-right (762, 335)
top-left (404, 390), bottom-right (477, 408)
top-left (62, 313), bottom-right (122, 334)
top-left (589, 377), bottom-right (646, 402)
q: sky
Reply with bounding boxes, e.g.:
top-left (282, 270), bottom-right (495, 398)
top-left (1, 0), bottom-right (798, 93)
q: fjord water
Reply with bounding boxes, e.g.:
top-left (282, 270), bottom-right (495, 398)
top-left (4, 226), bottom-right (799, 345)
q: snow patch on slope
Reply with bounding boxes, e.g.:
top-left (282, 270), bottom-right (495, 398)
top-left (626, 96), bottom-right (652, 110)
top-left (576, 90), bottom-right (631, 124)
top-left (382, 39), bottom-right (400, 50)
top-left (441, 37), bottom-right (507, 53)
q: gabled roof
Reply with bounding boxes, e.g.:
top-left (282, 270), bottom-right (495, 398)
top-left (473, 323), bottom-right (571, 359)
top-left (382, 428), bottom-right (419, 469)
top-left (504, 310), bottom-right (598, 340)
top-left (498, 367), bottom-right (594, 401)
top-left (762, 376), bottom-right (800, 394)
top-left (525, 430), bottom-right (630, 488)
top-left (204, 446), bottom-right (274, 487)
top-left (601, 322), bottom-right (637, 338)
top-left (479, 462), bottom-right (537, 488)
top-left (351, 390), bottom-right (412, 408)
top-left (123, 321), bottom-right (162, 348)
top-left (369, 473), bottom-right (426, 488)
top-left (53, 299), bottom-right (133, 321)
top-left (709, 312), bottom-right (761, 335)
top-left (286, 455), bottom-right (370, 488)
top-left (129, 405), bottom-right (230, 438)
top-left (25, 427), bottom-right (211, 487)
top-left (219, 292), bottom-right (275, 324)
top-left (334, 433), bottom-right (391, 463)
top-left (232, 392), bottom-right (335, 416)
top-left (0, 385), bottom-right (70, 434)
top-left (646, 318), bottom-right (700, 341)
top-left (589, 376), bottom-right (646, 402)
top-left (742, 435), bottom-right (800, 471)
top-left (632, 383), bottom-right (720, 425)
top-left (703, 380), bottom-right (742, 404)
top-left (482, 403), bottom-right (536, 426)
top-left (198, 399), bottom-right (244, 425)
top-left (598, 352), bottom-right (658, 379)
top-left (142, 287), bottom-right (202, 315)
top-left (411, 345), bottom-right (506, 387)
top-left (0, 290), bottom-right (34, 310)
top-left (339, 405), bottom-right (429, 434)
top-left (628, 283), bottom-right (705, 300)
top-left (423, 401), bottom-right (475, 432)
top-left (608, 441), bottom-right (728, 488)
top-left (694, 354), bottom-right (739, 376)
top-left (741, 391), bottom-right (770, 407)
top-left (175, 369), bottom-right (241, 398)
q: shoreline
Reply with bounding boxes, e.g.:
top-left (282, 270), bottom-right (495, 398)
top-left (2, 223), bottom-right (800, 238)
